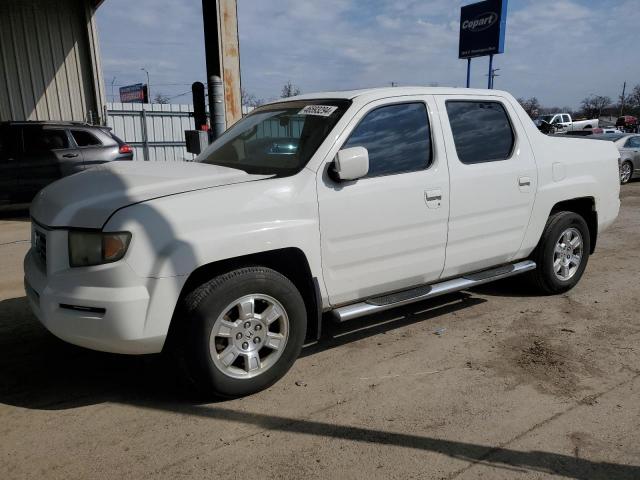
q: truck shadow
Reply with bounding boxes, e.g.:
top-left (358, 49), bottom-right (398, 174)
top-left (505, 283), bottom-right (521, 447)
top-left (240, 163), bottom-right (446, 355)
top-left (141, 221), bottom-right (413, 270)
top-left (128, 400), bottom-right (640, 480)
top-left (0, 292), bottom-right (482, 410)
top-left (470, 275), bottom-right (545, 298)
top-left (1, 295), bottom-right (639, 479)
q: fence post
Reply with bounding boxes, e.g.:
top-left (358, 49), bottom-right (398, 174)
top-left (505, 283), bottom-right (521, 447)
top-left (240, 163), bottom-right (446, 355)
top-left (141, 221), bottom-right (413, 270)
top-left (141, 107), bottom-right (150, 161)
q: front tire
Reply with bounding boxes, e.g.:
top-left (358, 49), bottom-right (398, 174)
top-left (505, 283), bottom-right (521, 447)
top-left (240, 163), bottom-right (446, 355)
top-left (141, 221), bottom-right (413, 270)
top-left (530, 212), bottom-right (590, 294)
top-left (182, 267), bottom-right (307, 397)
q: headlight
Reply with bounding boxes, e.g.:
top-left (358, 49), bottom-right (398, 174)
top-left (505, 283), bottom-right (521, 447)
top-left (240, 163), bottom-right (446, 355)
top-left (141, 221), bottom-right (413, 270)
top-left (68, 231), bottom-right (131, 267)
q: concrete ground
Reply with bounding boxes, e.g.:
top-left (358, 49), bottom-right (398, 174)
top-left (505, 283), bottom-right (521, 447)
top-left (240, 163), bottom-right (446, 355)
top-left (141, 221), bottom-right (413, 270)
top-left (0, 187), bottom-right (639, 480)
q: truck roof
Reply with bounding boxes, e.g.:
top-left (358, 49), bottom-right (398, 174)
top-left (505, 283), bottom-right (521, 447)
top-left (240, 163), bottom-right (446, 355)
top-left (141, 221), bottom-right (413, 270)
top-left (277, 86), bottom-right (512, 103)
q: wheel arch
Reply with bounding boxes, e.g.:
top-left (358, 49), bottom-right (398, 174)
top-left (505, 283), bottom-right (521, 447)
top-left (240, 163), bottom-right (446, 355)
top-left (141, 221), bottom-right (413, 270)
top-left (550, 197), bottom-right (597, 254)
top-left (165, 247), bottom-right (322, 349)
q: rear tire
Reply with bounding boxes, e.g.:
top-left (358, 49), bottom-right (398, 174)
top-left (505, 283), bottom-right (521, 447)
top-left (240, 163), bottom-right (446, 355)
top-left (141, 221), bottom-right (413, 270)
top-left (530, 212), bottom-right (590, 294)
top-left (181, 267), bottom-right (307, 397)
top-left (620, 161), bottom-right (633, 184)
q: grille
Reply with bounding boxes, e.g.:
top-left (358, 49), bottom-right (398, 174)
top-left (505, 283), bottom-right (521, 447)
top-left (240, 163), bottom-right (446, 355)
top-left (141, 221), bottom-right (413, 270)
top-left (34, 229), bottom-right (47, 268)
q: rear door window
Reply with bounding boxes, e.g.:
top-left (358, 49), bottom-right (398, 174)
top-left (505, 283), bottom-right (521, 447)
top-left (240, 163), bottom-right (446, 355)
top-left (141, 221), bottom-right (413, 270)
top-left (342, 102), bottom-right (432, 177)
top-left (445, 101), bottom-right (515, 164)
top-left (23, 128), bottom-right (70, 153)
top-left (71, 130), bottom-right (102, 147)
top-left (562, 115), bottom-right (571, 123)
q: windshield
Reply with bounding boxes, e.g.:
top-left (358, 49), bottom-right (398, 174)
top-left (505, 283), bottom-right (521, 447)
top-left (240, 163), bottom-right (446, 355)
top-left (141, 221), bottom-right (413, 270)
top-left (198, 99), bottom-right (351, 177)
top-left (539, 115), bottom-right (554, 123)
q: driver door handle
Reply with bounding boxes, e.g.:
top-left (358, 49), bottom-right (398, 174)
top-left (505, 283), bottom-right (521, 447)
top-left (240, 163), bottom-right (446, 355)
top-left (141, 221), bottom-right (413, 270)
top-left (425, 189), bottom-right (442, 209)
top-left (62, 153), bottom-right (79, 158)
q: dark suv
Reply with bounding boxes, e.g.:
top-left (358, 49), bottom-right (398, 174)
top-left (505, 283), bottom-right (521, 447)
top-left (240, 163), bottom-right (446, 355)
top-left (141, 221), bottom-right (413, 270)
top-left (0, 121), bottom-right (133, 204)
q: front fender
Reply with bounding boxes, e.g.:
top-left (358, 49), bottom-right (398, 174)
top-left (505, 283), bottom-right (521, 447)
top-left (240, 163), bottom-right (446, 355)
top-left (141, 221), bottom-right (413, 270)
top-left (104, 171), bottom-right (323, 285)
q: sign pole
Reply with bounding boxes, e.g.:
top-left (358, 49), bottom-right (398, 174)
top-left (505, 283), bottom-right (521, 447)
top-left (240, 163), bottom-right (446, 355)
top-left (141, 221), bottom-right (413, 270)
top-left (466, 58), bottom-right (471, 88)
top-left (487, 54), bottom-right (494, 89)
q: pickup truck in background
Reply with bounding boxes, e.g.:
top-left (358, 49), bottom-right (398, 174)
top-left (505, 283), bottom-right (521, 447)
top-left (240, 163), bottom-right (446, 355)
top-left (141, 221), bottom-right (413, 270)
top-left (536, 113), bottom-right (599, 133)
top-left (24, 87), bottom-right (621, 397)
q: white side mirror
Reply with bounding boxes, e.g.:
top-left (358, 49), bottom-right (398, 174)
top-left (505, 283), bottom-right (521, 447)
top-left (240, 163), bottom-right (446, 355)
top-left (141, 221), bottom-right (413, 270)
top-left (334, 146), bottom-right (369, 181)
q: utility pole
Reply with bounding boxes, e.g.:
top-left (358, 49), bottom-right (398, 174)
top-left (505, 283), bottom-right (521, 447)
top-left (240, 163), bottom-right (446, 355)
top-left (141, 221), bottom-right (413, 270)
top-left (110, 76), bottom-right (116, 102)
top-left (487, 68), bottom-right (500, 89)
top-left (141, 68), bottom-right (150, 103)
top-left (201, 0), bottom-right (242, 137)
top-left (619, 81), bottom-right (626, 117)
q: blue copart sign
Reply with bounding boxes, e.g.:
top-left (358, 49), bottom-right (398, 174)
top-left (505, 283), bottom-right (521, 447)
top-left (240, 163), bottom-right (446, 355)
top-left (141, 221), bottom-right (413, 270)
top-left (459, 0), bottom-right (508, 59)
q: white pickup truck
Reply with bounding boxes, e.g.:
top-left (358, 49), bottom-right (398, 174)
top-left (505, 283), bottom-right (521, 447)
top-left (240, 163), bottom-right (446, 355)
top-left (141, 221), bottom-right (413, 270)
top-left (537, 113), bottom-right (599, 133)
top-left (24, 87), bottom-right (620, 397)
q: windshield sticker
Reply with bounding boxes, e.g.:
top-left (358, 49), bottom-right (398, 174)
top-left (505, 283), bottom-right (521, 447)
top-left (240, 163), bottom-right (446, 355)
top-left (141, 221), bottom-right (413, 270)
top-left (299, 105), bottom-right (338, 117)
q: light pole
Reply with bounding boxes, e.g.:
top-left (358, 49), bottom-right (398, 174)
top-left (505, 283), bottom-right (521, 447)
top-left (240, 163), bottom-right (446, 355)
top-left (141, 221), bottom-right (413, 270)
top-left (110, 76), bottom-right (116, 102)
top-left (141, 68), bottom-right (150, 103)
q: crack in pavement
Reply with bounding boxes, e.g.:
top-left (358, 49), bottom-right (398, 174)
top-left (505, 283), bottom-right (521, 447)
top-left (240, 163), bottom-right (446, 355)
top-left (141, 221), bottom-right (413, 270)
top-left (445, 372), bottom-right (640, 479)
top-left (0, 240), bottom-right (30, 247)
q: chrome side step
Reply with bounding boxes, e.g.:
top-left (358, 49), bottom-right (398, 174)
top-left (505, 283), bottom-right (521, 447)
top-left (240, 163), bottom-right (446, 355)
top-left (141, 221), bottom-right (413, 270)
top-left (332, 260), bottom-right (536, 323)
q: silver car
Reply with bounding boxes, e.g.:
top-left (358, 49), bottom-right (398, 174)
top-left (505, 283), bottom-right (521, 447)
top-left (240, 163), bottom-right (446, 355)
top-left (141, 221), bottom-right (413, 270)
top-left (589, 134), bottom-right (640, 184)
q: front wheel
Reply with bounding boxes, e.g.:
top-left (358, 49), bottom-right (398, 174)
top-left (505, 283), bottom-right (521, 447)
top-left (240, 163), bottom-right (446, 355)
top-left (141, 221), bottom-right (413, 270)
top-left (530, 212), bottom-right (590, 294)
top-left (182, 267), bottom-right (307, 397)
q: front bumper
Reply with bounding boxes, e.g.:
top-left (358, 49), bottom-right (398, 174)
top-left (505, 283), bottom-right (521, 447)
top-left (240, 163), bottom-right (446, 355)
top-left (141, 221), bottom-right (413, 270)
top-left (24, 245), bottom-right (179, 355)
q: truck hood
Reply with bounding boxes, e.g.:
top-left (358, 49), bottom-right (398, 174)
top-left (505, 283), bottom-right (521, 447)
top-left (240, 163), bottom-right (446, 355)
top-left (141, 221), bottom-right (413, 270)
top-left (31, 161), bottom-right (270, 229)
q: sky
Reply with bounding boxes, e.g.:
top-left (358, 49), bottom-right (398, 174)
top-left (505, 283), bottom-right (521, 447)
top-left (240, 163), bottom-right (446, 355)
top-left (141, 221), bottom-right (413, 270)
top-left (96, 0), bottom-right (640, 109)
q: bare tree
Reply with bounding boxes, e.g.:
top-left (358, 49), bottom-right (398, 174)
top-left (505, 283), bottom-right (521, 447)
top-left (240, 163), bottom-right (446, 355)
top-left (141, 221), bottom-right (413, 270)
top-left (281, 81), bottom-right (301, 98)
top-left (153, 92), bottom-right (170, 104)
top-left (581, 95), bottom-right (611, 119)
top-left (516, 97), bottom-right (541, 118)
top-left (241, 88), bottom-right (264, 108)
top-left (629, 85), bottom-right (640, 112)
top-left (631, 85), bottom-right (640, 103)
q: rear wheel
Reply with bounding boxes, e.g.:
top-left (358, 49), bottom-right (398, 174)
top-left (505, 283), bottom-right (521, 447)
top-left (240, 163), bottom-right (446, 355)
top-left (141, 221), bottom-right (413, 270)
top-left (181, 267), bottom-right (307, 397)
top-left (530, 212), bottom-right (590, 294)
top-left (620, 161), bottom-right (633, 184)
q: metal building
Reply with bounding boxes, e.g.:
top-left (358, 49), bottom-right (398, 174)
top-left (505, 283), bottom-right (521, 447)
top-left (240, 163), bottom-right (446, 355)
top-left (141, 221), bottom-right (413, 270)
top-left (0, 0), bottom-right (106, 124)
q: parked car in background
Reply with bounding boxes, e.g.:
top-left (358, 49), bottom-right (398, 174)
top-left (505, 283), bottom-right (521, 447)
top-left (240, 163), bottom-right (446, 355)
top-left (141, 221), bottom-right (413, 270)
top-left (600, 127), bottom-right (623, 134)
top-left (615, 115), bottom-right (638, 133)
top-left (563, 127), bottom-right (622, 137)
top-left (24, 87), bottom-right (620, 397)
top-left (0, 121), bottom-right (133, 204)
top-left (535, 113), bottom-right (598, 134)
top-left (579, 133), bottom-right (640, 184)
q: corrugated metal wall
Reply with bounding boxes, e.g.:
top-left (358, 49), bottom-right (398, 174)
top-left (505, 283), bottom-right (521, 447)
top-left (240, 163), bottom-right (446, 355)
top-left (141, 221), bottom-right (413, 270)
top-left (106, 103), bottom-right (197, 162)
top-left (0, 0), bottom-right (103, 123)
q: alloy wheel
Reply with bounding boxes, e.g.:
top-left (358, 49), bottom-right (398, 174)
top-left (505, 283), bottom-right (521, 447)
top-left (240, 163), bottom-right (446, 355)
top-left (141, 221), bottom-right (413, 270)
top-left (209, 294), bottom-right (289, 379)
top-left (620, 162), bottom-right (632, 184)
top-left (553, 227), bottom-right (583, 281)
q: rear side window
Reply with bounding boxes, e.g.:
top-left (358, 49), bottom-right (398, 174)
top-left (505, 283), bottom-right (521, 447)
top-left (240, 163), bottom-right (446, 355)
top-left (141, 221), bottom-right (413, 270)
top-left (71, 130), bottom-right (102, 147)
top-left (445, 101), bottom-right (515, 164)
top-left (625, 137), bottom-right (640, 148)
top-left (562, 114), bottom-right (571, 123)
top-left (23, 127), bottom-right (69, 153)
top-left (342, 102), bottom-right (432, 177)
